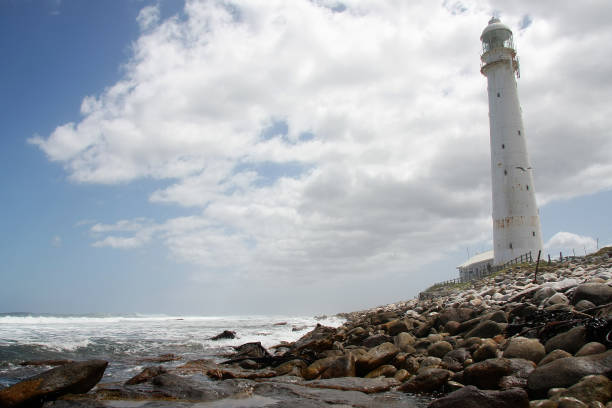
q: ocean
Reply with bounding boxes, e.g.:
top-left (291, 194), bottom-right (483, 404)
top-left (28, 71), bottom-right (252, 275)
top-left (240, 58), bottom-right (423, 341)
top-left (0, 313), bottom-right (345, 388)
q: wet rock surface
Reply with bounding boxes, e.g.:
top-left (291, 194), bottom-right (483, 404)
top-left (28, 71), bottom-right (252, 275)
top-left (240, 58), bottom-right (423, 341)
top-left (0, 360), bottom-right (108, 408)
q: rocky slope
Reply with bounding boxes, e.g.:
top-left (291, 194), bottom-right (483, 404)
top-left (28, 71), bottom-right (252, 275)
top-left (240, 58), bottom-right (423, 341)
top-left (2, 247), bottom-right (611, 407)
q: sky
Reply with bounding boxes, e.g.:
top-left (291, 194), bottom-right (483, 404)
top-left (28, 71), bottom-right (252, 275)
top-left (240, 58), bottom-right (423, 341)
top-left (1, 0), bottom-right (611, 316)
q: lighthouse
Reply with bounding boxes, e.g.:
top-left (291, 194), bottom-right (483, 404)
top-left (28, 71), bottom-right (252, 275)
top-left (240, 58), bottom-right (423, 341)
top-left (480, 17), bottom-right (543, 265)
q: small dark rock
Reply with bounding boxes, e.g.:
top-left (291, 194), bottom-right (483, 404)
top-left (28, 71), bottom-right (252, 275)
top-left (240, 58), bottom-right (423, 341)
top-left (211, 330), bottom-right (236, 340)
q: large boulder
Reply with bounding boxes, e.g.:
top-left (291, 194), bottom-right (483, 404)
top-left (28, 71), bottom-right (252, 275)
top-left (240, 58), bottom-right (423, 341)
top-left (361, 334), bottom-right (392, 348)
top-left (291, 324), bottom-right (337, 356)
top-left (463, 358), bottom-right (512, 389)
top-left (230, 342), bottom-right (271, 360)
top-left (503, 337), bottom-right (545, 363)
top-left (544, 326), bottom-right (587, 354)
top-left (0, 360), bottom-right (108, 408)
top-left (303, 356), bottom-right (341, 380)
top-left (394, 332), bottom-right (416, 353)
top-left (572, 283), bottom-right (612, 306)
top-left (428, 341), bottom-right (453, 358)
top-left (427, 385), bottom-right (529, 408)
top-left (398, 368), bottom-right (452, 393)
top-left (381, 319), bottom-right (408, 336)
top-left (555, 375), bottom-right (612, 404)
top-left (356, 342), bottom-right (399, 374)
top-left (473, 339), bottom-right (498, 362)
top-left (465, 320), bottom-right (503, 339)
top-left (319, 354), bottom-right (357, 379)
top-left (437, 308), bottom-right (475, 325)
top-left (528, 350), bottom-right (612, 396)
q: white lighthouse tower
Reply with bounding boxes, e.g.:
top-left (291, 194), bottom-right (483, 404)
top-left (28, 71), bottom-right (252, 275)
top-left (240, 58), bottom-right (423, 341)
top-left (480, 17), bottom-right (543, 265)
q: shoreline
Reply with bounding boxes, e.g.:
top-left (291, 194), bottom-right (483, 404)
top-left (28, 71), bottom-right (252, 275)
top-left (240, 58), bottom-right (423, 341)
top-left (1, 247), bottom-right (611, 407)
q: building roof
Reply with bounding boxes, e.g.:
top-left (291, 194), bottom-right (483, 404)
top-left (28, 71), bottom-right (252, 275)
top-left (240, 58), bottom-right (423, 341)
top-left (457, 249), bottom-right (494, 269)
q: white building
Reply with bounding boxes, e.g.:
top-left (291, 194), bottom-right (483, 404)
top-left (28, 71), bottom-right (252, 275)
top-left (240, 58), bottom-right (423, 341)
top-left (480, 17), bottom-right (543, 265)
top-left (457, 250), bottom-right (494, 282)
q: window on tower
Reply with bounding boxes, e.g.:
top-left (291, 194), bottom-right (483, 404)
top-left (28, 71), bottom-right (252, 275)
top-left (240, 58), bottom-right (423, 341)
top-left (502, 144), bottom-right (505, 149)
top-left (504, 170), bottom-right (507, 175)
top-left (526, 185), bottom-right (529, 190)
top-left (497, 92), bottom-right (501, 97)
top-left (509, 243), bottom-right (513, 249)
top-left (532, 231), bottom-right (536, 237)
top-left (518, 130), bottom-right (521, 135)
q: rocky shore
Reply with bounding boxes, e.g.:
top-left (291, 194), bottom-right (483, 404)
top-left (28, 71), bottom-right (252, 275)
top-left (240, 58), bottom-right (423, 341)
top-left (1, 247), bottom-right (611, 407)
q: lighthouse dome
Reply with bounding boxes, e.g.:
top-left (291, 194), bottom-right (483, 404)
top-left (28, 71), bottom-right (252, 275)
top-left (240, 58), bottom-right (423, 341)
top-left (481, 17), bottom-right (513, 42)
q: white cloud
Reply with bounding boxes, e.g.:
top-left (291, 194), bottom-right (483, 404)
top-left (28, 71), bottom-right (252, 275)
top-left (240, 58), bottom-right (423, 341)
top-left (32, 1), bottom-right (612, 282)
top-left (544, 232), bottom-right (598, 257)
top-left (137, 4), bottom-right (160, 31)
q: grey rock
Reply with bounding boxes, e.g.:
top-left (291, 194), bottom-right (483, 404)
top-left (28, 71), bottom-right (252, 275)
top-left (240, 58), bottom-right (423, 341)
top-left (503, 337), bottom-right (545, 363)
top-left (572, 283), bottom-right (612, 306)
top-left (528, 350), bottom-right (612, 396)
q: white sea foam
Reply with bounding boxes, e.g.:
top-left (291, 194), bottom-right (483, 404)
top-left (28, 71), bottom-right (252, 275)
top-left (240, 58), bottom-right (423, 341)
top-left (0, 314), bottom-right (345, 352)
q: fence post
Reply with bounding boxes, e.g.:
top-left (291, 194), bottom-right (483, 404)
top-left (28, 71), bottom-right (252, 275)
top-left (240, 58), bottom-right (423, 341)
top-left (533, 250), bottom-right (541, 283)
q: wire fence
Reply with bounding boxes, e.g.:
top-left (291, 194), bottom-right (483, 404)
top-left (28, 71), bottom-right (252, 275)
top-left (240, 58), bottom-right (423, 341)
top-left (419, 251), bottom-right (534, 300)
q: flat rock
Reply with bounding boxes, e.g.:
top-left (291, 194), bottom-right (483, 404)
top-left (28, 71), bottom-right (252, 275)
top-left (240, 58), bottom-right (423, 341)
top-left (255, 380), bottom-right (374, 407)
top-left (0, 360), bottom-right (108, 408)
top-left (427, 385), bottom-right (529, 408)
top-left (152, 373), bottom-right (253, 401)
top-left (304, 377), bottom-right (399, 393)
top-left (125, 365), bottom-right (166, 385)
top-left (528, 350), bottom-right (612, 396)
